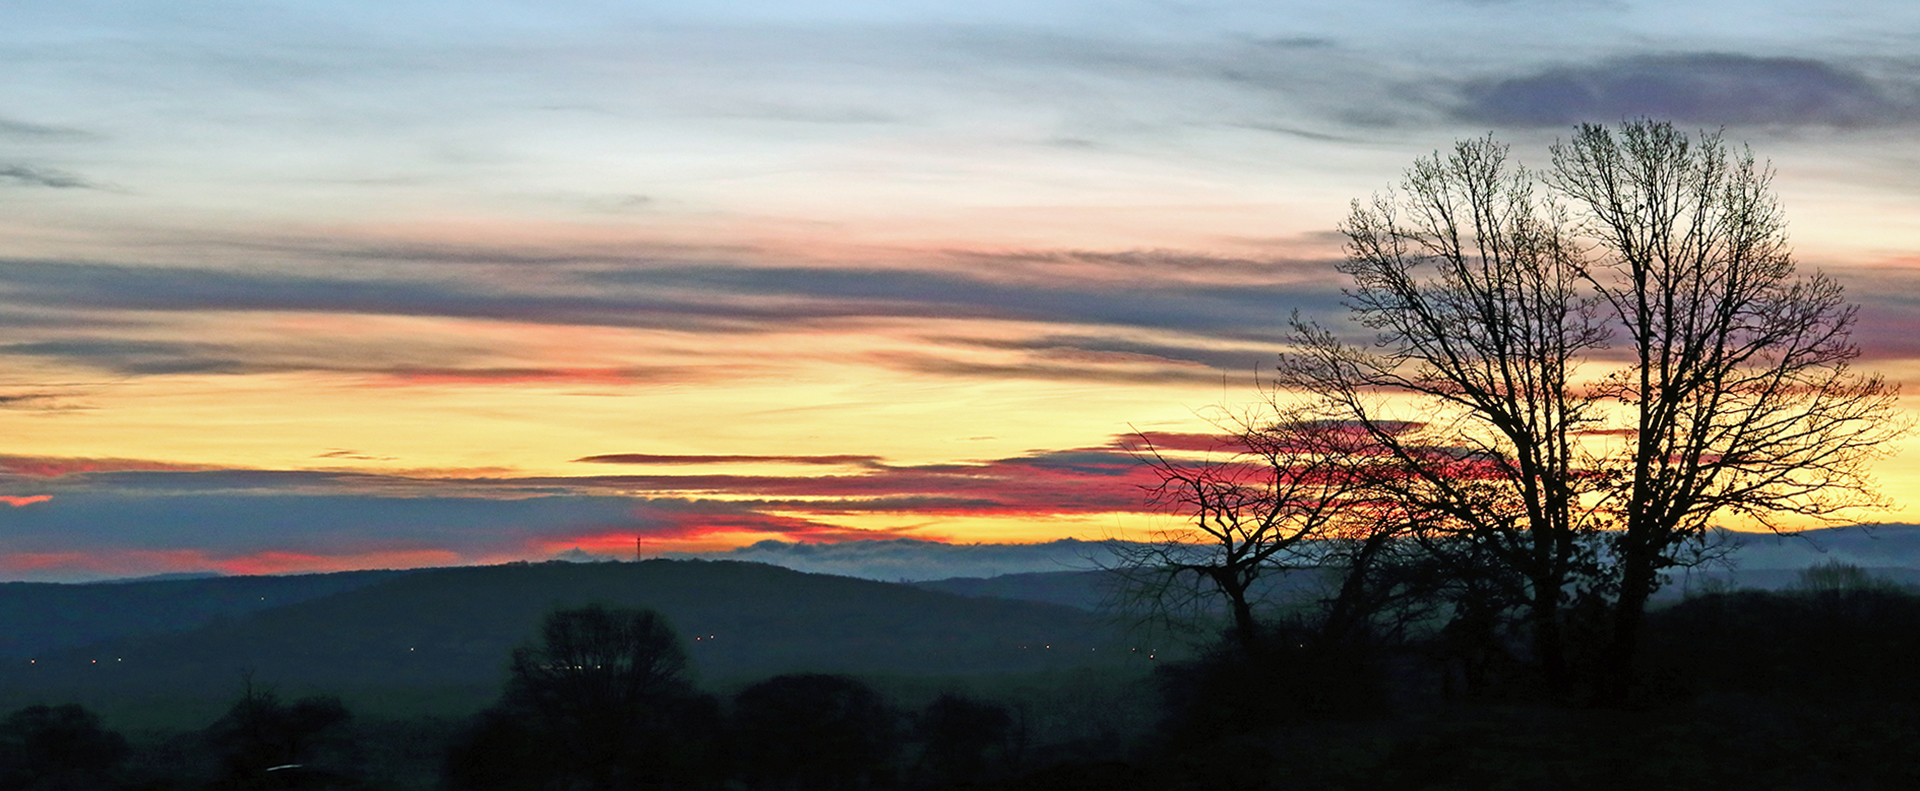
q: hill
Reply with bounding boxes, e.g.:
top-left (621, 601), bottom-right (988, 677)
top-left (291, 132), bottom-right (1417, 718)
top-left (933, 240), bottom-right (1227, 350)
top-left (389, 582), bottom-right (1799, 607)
top-left (0, 568), bottom-right (413, 660)
top-left (0, 560), bottom-right (1140, 710)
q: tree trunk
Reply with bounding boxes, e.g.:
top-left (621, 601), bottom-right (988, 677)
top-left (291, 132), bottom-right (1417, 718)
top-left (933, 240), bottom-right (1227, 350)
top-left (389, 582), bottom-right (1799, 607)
top-left (1227, 586), bottom-right (1260, 655)
top-left (1598, 539), bottom-right (1658, 706)
top-left (1528, 583), bottom-right (1569, 699)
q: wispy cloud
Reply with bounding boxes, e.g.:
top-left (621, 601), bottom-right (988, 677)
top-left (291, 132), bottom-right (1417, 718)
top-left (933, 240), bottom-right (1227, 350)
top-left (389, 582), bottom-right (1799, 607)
top-left (0, 164), bottom-right (97, 189)
top-left (0, 118), bottom-right (94, 140)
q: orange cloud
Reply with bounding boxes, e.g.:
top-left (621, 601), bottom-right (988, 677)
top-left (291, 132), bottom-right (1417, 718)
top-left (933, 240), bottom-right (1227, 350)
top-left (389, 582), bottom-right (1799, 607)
top-left (0, 495), bottom-right (52, 507)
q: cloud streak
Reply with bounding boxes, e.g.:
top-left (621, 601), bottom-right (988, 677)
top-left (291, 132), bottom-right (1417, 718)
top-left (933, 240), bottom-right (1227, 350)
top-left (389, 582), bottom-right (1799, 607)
top-left (0, 164), bottom-right (97, 189)
top-left (1457, 54), bottom-right (1920, 128)
top-left (574, 453), bottom-right (886, 467)
top-left (0, 255), bottom-right (1339, 339)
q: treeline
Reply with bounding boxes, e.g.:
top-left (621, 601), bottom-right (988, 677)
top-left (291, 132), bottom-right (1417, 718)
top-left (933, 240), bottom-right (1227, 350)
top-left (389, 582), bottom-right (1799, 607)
top-left (12, 573), bottom-right (1920, 790)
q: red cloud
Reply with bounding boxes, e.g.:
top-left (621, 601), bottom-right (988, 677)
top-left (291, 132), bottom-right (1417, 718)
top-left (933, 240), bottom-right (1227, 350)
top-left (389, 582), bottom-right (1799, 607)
top-left (1, 495), bottom-right (52, 507)
top-left (0, 456), bottom-right (209, 478)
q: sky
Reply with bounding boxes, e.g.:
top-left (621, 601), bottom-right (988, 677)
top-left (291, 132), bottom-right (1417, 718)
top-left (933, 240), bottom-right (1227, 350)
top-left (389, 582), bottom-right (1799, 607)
top-left (3, 0), bottom-right (1919, 582)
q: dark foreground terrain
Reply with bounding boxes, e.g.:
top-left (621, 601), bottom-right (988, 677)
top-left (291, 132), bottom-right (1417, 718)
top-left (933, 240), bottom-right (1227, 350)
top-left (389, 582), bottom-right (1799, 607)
top-left (4, 560), bottom-right (1919, 789)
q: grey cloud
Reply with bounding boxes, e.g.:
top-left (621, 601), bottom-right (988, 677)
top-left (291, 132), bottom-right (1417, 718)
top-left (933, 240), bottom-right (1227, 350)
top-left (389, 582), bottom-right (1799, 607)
top-left (0, 332), bottom-right (713, 381)
top-left (869, 352), bottom-right (1246, 386)
top-left (1458, 54), bottom-right (1919, 127)
top-left (0, 256), bottom-right (1345, 351)
top-left (0, 118), bottom-right (93, 140)
top-left (949, 334), bottom-right (1274, 374)
top-left (2, 339), bottom-right (254, 375)
top-left (0, 164), bottom-right (97, 189)
top-left (0, 391), bottom-right (94, 412)
top-left (0, 489), bottom-right (659, 555)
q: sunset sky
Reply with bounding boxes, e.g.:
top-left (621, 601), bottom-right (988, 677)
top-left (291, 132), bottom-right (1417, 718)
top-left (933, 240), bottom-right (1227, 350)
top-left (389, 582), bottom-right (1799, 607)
top-left (3, 1), bottom-right (1918, 581)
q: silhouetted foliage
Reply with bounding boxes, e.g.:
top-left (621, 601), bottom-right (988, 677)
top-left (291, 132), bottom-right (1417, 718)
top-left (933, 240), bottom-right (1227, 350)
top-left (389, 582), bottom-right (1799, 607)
top-left (731, 673), bottom-right (899, 791)
top-left (0, 703), bottom-right (129, 791)
top-left (1153, 627), bottom-right (1392, 747)
top-left (203, 676), bottom-right (358, 790)
top-left (448, 604), bottom-right (719, 791)
top-left (912, 693), bottom-right (1013, 789)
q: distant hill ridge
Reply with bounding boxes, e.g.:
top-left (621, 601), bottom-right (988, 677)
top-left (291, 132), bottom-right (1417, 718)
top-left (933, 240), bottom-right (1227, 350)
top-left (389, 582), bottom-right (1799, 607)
top-left (0, 560), bottom-right (1140, 706)
top-left (0, 568), bottom-right (413, 659)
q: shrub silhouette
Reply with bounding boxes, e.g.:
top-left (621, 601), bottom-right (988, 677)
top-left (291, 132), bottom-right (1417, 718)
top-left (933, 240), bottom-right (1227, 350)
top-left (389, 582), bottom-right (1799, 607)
top-left (203, 678), bottom-right (358, 790)
top-left (447, 604), bottom-right (717, 791)
top-left (731, 673), bottom-right (898, 791)
top-left (913, 693), bottom-right (1013, 789)
top-left (0, 703), bottom-right (129, 791)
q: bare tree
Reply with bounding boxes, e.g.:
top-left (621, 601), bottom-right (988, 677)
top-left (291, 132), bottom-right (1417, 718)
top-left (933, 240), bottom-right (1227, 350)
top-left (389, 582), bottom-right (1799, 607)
top-left (1112, 409), bottom-right (1398, 656)
top-left (1280, 136), bottom-right (1610, 695)
top-left (1280, 123), bottom-right (1906, 703)
top-left (1549, 121), bottom-right (1908, 701)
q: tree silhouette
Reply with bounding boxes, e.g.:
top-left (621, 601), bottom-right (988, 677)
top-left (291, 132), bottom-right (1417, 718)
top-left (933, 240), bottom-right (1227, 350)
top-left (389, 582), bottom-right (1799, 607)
top-left (203, 675), bottom-right (357, 789)
top-left (1281, 134), bottom-right (1609, 697)
top-left (1550, 121), bottom-right (1907, 702)
top-left (730, 673), bottom-right (898, 791)
top-left (0, 704), bottom-right (129, 791)
top-left (448, 603), bottom-right (714, 791)
top-left (913, 693), bottom-right (1012, 789)
top-left (1113, 413), bottom-right (1415, 657)
top-left (1281, 121), bottom-right (1906, 703)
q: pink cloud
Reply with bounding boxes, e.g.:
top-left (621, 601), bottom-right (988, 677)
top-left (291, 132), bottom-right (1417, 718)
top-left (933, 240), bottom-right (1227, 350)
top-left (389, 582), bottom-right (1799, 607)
top-left (0, 495), bottom-right (52, 507)
top-left (0, 456), bottom-right (209, 478)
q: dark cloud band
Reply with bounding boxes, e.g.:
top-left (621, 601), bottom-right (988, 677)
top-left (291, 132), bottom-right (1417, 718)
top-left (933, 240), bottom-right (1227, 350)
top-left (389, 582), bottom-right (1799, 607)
top-left (1459, 54), bottom-right (1917, 128)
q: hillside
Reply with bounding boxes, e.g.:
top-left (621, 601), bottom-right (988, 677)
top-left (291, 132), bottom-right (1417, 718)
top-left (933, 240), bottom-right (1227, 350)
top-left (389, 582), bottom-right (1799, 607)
top-left (0, 560), bottom-right (1140, 706)
top-left (0, 568), bottom-right (413, 659)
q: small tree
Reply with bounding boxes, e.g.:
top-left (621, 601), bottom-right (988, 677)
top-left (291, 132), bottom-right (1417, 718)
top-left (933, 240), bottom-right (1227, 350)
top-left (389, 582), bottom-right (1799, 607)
top-left (449, 604), bottom-right (710, 791)
top-left (913, 693), bottom-right (1013, 789)
top-left (730, 673), bottom-right (898, 791)
top-left (204, 674), bottom-right (357, 787)
top-left (1114, 413), bottom-right (1404, 656)
top-left (0, 704), bottom-right (129, 791)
